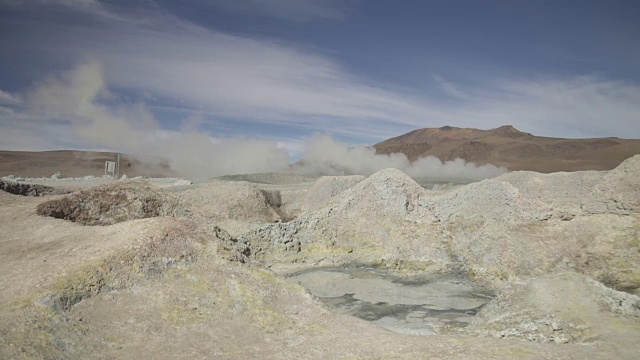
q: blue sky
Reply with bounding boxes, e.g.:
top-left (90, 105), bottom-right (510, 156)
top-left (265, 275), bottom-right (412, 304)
top-left (0, 0), bottom-right (639, 158)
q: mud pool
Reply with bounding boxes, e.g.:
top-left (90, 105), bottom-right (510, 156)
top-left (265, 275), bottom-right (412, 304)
top-left (287, 267), bottom-right (493, 335)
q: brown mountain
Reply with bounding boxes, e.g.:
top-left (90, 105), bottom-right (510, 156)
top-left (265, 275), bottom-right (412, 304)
top-left (0, 150), bottom-right (176, 178)
top-left (374, 125), bottom-right (640, 172)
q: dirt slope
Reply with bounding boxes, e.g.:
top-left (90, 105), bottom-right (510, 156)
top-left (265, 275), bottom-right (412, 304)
top-left (374, 125), bottom-right (640, 172)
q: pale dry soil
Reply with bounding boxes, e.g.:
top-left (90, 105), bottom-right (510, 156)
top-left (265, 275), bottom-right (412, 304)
top-left (0, 163), bottom-right (639, 359)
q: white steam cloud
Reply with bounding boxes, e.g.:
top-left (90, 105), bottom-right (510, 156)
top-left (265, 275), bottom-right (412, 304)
top-left (149, 132), bottom-right (291, 180)
top-left (297, 135), bottom-right (506, 180)
top-left (0, 62), bottom-right (506, 181)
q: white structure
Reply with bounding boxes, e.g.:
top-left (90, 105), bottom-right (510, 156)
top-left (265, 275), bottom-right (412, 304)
top-left (105, 161), bottom-right (116, 177)
top-left (115, 153), bottom-right (120, 178)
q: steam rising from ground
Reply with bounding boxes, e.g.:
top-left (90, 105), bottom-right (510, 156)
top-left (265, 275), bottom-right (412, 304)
top-left (135, 133), bottom-right (507, 181)
top-left (297, 135), bottom-right (506, 180)
top-left (133, 133), bottom-right (507, 181)
top-left (149, 133), bottom-right (291, 180)
top-left (1, 62), bottom-right (506, 181)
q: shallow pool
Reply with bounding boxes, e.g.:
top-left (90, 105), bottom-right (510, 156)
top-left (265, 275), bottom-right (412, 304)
top-left (287, 267), bottom-right (493, 335)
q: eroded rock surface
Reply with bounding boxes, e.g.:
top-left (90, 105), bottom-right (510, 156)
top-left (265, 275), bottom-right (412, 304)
top-left (302, 175), bottom-right (364, 212)
top-left (36, 181), bottom-right (185, 225)
top-left (176, 180), bottom-right (284, 236)
top-left (236, 155), bottom-right (640, 347)
top-left (240, 168), bottom-right (450, 271)
top-left (179, 181), bottom-right (278, 222)
top-left (241, 156), bottom-right (640, 288)
top-left (467, 271), bottom-right (640, 346)
top-left (584, 154), bottom-right (640, 214)
top-left (0, 179), bottom-right (69, 196)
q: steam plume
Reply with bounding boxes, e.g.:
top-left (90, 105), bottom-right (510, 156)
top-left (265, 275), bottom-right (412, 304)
top-left (2, 62), bottom-right (507, 181)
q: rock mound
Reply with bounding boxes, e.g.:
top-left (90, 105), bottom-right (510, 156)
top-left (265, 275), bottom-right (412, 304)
top-left (343, 168), bottom-right (427, 218)
top-left (494, 170), bottom-right (604, 216)
top-left (36, 182), bottom-right (183, 225)
top-left (425, 179), bottom-right (553, 224)
top-left (0, 179), bottom-right (69, 197)
top-left (420, 179), bottom-right (559, 281)
top-left (469, 272), bottom-right (640, 343)
top-left (240, 168), bottom-right (450, 270)
top-left (303, 175), bottom-right (365, 212)
top-left (178, 181), bottom-right (280, 223)
top-left (38, 217), bottom-right (234, 312)
top-left (242, 163), bottom-right (640, 290)
top-left (583, 154), bottom-right (640, 214)
top-left (422, 163), bottom-right (640, 288)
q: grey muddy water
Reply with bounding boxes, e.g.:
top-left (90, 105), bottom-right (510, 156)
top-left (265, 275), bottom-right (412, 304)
top-left (287, 267), bottom-right (493, 335)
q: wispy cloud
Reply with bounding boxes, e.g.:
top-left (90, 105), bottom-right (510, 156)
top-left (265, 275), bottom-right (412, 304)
top-left (210, 0), bottom-right (352, 21)
top-left (1, 0), bottom-right (99, 6)
top-left (1, 0), bottom-right (640, 155)
top-left (3, 0), bottom-right (104, 15)
top-left (0, 89), bottom-right (22, 105)
top-left (458, 76), bottom-right (640, 138)
top-left (37, 15), bottom-right (440, 140)
top-left (1, 0), bottom-right (158, 24)
top-left (41, 6), bottom-right (640, 140)
top-left (434, 75), bottom-right (465, 99)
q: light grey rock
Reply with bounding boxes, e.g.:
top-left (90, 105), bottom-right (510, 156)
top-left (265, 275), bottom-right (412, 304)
top-left (583, 154), bottom-right (640, 215)
top-left (494, 169), bottom-right (604, 217)
top-left (36, 182), bottom-right (187, 225)
top-left (240, 168), bottom-right (450, 271)
top-left (173, 179), bottom-right (191, 186)
top-left (467, 271), bottom-right (640, 343)
top-left (177, 180), bottom-right (280, 236)
top-left (303, 175), bottom-right (364, 212)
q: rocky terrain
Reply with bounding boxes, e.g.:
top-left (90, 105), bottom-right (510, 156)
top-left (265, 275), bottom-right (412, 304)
top-left (375, 125), bottom-right (640, 172)
top-left (0, 155), bottom-right (639, 359)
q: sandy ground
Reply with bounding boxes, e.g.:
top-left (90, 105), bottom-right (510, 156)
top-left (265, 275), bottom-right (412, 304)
top-left (0, 161), bottom-right (639, 359)
top-left (0, 190), bottom-right (630, 359)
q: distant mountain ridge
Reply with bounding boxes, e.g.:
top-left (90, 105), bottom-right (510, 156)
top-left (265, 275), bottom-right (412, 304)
top-left (0, 150), bottom-right (176, 178)
top-left (375, 125), bottom-right (640, 172)
top-left (384, 125), bottom-right (532, 143)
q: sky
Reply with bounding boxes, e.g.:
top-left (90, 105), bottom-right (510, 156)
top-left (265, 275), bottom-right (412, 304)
top-left (0, 0), bottom-right (639, 171)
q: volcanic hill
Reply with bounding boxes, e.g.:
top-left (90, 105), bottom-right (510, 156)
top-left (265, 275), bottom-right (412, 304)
top-left (374, 125), bottom-right (640, 172)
